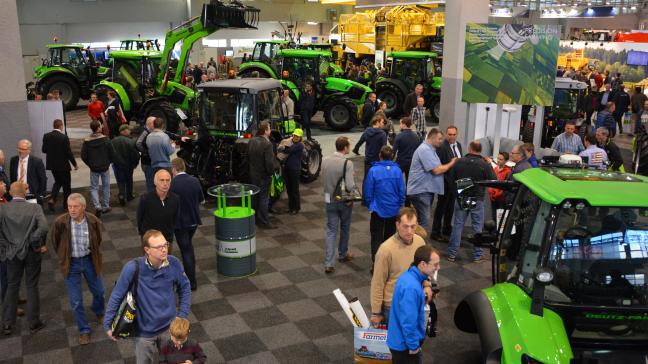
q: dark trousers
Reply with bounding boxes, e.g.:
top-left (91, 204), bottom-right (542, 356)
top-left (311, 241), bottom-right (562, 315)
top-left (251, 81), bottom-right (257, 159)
top-left (284, 167), bottom-right (301, 212)
top-left (614, 112), bottom-right (624, 134)
top-left (113, 165), bottom-right (135, 199)
top-left (253, 176), bottom-right (272, 225)
top-left (390, 348), bottom-right (423, 364)
top-left (51, 170), bottom-right (72, 208)
top-left (399, 162), bottom-right (412, 207)
top-left (301, 112), bottom-right (313, 139)
top-left (175, 227), bottom-right (197, 289)
top-left (432, 189), bottom-right (454, 236)
top-left (0, 261), bottom-right (6, 303)
top-left (2, 249), bottom-right (42, 327)
top-left (369, 213), bottom-right (397, 262)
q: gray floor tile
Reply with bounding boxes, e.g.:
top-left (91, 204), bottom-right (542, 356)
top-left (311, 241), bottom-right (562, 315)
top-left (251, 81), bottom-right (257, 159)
top-left (213, 332), bottom-right (267, 361)
top-left (277, 298), bottom-right (328, 322)
top-left (254, 322), bottom-right (309, 350)
top-left (225, 291), bottom-right (274, 313)
top-left (249, 271), bottom-right (292, 291)
top-left (227, 351), bottom-right (280, 364)
top-left (201, 313), bottom-right (251, 340)
top-left (240, 306), bottom-right (290, 330)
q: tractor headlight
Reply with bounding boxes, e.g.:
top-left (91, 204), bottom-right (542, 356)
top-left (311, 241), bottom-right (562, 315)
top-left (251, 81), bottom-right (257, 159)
top-left (535, 268), bottom-right (554, 284)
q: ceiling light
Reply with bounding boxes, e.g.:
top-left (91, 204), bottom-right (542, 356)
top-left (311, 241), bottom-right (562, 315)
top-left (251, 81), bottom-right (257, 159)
top-left (307, 21), bottom-right (318, 25)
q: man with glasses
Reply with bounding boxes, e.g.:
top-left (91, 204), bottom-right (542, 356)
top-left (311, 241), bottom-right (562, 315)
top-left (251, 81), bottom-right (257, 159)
top-left (49, 193), bottom-right (104, 345)
top-left (9, 139), bottom-right (47, 204)
top-left (387, 245), bottom-right (440, 363)
top-left (104, 229), bottom-right (191, 363)
top-left (353, 115), bottom-right (388, 179)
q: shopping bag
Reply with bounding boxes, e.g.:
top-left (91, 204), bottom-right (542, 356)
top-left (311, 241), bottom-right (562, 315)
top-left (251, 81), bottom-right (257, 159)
top-left (270, 172), bottom-right (285, 198)
top-left (354, 327), bottom-right (391, 363)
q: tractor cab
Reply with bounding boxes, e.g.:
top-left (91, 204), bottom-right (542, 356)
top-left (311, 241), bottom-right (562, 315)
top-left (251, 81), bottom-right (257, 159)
top-left (454, 164), bottom-right (648, 363)
top-left (179, 78), bottom-right (322, 187)
top-left (119, 39), bottom-right (160, 51)
top-left (247, 40), bottom-right (290, 64)
top-left (377, 51), bottom-right (442, 120)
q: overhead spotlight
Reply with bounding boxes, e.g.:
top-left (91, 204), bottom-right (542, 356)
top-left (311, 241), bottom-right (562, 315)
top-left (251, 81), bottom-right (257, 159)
top-left (584, 42), bottom-right (588, 45)
top-left (570, 41), bottom-right (574, 45)
top-left (600, 42), bottom-right (604, 46)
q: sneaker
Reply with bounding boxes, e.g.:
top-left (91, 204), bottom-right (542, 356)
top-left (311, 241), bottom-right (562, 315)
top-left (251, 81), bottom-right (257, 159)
top-left (325, 266), bottom-right (335, 274)
top-left (79, 333), bottom-right (91, 345)
top-left (473, 256), bottom-right (486, 263)
top-left (447, 255), bottom-right (456, 262)
top-left (94, 208), bottom-right (102, 218)
top-left (29, 320), bottom-right (46, 334)
top-left (338, 252), bottom-right (354, 263)
top-left (118, 196), bottom-right (126, 207)
top-left (2, 325), bottom-right (11, 336)
top-left (102, 207), bottom-right (112, 214)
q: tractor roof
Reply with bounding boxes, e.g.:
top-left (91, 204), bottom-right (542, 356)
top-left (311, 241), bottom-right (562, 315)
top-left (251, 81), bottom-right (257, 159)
top-left (108, 50), bottom-right (162, 59)
top-left (513, 167), bottom-right (648, 207)
top-left (278, 49), bottom-right (329, 58)
top-left (256, 40), bottom-right (290, 44)
top-left (555, 77), bottom-right (588, 90)
top-left (47, 44), bottom-right (84, 49)
top-left (198, 78), bottom-right (281, 93)
top-left (121, 39), bottom-right (156, 42)
top-left (387, 51), bottom-right (437, 59)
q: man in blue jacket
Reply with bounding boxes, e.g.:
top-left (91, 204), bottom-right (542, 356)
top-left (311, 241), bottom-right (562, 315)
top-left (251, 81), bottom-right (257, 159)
top-left (388, 245), bottom-right (440, 363)
top-left (364, 145), bottom-right (405, 263)
top-left (104, 229), bottom-right (191, 364)
top-left (353, 115), bottom-right (388, 179)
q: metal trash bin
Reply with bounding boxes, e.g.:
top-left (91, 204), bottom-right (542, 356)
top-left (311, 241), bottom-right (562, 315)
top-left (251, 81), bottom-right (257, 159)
top-left (208, 183), bottom-right (260, 277)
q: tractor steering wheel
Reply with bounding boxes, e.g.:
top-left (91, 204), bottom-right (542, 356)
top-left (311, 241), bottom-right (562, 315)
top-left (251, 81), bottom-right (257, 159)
top-left (564, 226), bottom-right (592, 240)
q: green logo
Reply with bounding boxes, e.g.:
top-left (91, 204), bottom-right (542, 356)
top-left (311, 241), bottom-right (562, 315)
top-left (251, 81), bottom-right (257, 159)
top-left (585, 313), bottom-right (648, 321)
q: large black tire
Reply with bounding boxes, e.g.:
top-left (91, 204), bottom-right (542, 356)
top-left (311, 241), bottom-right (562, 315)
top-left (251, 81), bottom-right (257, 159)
top-left (323, 97), bottom-right (358, 131)
top-left (238, 68), bottom-right (270, 78)
top-left (41, 75), bottom-right (80, 110)
top-left (144, 100), bottom-right (181, 134)
top-left (377, 82), bottom-right (404, 117)
top-left (430, 97), bottom-right (440, 123)
top-left (301, 139), bottom-right (322, 183)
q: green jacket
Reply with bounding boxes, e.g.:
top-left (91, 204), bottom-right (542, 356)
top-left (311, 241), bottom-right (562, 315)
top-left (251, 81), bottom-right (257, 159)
top-left (110, 135), bottom-right (140, 169)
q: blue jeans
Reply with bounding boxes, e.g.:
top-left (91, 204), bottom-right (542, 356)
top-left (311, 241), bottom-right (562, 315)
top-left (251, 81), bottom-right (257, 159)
top-left (324, 201), bottom-right (353, 268)
top-left (90, 170), bottom-right (110, 209)
top-left (408, 192), bottom-right (435, 233)
top-left (142, 164), bottom-right (154, 193)
top-left (65, 256), bottom-right (105, 334)
top-left (448, 200), bottom-right (484, 260)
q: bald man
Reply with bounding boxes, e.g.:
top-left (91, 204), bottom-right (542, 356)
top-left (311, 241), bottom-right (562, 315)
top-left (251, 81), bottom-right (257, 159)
top-left (9, 140), bottom-right (47, 203)
top-left (0, 182), bottom-right (49, 335)
top-left (136, 169), bottom-right (179, 244)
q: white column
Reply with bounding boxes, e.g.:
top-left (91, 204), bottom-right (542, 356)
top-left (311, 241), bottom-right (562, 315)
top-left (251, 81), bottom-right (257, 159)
top-left (439, 0), bottom-right (490, 144)
top-left (0, 0), bottom-right (31, 154)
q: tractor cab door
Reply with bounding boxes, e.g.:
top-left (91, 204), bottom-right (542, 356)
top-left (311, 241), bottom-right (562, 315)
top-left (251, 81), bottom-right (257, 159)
top-left (282, 58), bottom-right (318, 92)
top-left (257, 89), bottom-right (288, 135)
top-left (391, 58), bottom-right (423, 91)
top-left (113, 58), bottom-right (144, 108)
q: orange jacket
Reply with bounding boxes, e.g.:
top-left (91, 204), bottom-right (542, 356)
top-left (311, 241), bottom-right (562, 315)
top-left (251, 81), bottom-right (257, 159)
top-left (488, 165), bottom-right (511, 202)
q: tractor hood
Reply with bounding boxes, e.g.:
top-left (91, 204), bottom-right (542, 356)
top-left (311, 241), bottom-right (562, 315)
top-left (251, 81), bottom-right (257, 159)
top-left (324, 77), bottom-right (372, 104)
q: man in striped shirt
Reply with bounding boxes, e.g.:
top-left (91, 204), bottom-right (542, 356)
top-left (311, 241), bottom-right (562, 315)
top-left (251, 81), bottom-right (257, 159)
top-left (410, 96), bottom-right (427, 141)
top-left (551, 121), bottom-right (585, 154)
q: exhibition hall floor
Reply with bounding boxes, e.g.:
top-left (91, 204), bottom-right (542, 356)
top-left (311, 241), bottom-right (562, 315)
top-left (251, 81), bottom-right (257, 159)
top-left (0, 158), bottom-right (490, 364)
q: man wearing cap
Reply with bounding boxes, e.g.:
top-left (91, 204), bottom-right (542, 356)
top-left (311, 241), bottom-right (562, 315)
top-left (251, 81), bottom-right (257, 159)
top-left (280, 129), bottom-right (304, 215)
top-left (111, 125), bottom-right (140, 206)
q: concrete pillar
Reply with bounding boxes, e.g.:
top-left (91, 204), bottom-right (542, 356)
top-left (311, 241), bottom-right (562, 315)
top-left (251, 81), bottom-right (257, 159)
top-left (439, 0), bottom-right (489, 145)
top-left (0, 0), bottom-right (31, 156)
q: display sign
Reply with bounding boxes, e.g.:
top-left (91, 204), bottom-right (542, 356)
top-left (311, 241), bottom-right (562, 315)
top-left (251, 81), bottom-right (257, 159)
top-left (627, 50), bottom-right (648, 66)
top-left (462, 23), bottom-right (561, 106)
top-left (217, 237), bottom-right (256, 258)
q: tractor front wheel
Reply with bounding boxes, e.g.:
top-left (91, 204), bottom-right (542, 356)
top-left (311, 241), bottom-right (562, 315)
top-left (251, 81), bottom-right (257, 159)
top-left (430, 97), bottom-right (441, 123)
top-left (144, 101), bottom-right (181, 134)
top-left (324, 97), bottom-right (358, 131)
top-left (41, 75), bottom-right (80, 110)
top-left (377, 83), bottom-right (404, 117)
top-left (301, 139), bottom-right (322, 183)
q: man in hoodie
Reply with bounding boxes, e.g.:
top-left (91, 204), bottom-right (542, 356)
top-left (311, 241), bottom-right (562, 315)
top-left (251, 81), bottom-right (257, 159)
top-left (111, 125), bottom-right (140, 206)
top-left (364, 146), bottom-right (405, 263)
top-left (353, 115), bottom-right (388, 179)
top-left (81, 120), bottom-right (115, 216)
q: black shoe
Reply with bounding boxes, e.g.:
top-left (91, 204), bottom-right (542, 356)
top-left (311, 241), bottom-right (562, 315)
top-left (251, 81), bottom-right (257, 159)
top-left (191, 285), bottom-right (197, 291)
top-left (431, 234), bottom-right (449, 243)
top-left (119, 196), bottom-right (126, 206)
top-left (126, 194), bottom-right (137, 202)
top-left (288, 210), bottom-right (298, 215)
top-left (30, 320), bottom-right (46, 334)
top-left (3, 325), bottom-right (11, 336)
top-left (268, 208), bottom-right (283, 215)
top-left (94, 209), bottom-right (102, 218)
top-left (102, 207), bottom-right (111, 214)
top-left (47, 200), bottom-right (55, 212)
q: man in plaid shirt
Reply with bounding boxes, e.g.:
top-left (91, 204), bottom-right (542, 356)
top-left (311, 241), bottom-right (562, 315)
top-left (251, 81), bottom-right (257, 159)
top-left (411, 96), bottom-right (427, 140)
top-left (551, 121), bottom-right (584, 154)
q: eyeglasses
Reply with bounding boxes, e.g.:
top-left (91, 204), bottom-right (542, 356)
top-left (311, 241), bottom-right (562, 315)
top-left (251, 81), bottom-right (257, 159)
top-left (149, 242), bottom-right (170, 250)
top-left (510, 151), bottom-right (520, 155)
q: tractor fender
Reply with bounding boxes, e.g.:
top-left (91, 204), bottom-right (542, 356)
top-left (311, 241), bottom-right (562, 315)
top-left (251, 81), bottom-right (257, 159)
top-left (280, 80), bottom-right (300, 100)
top-left (321, 92), bottom-right (348, 107)
top-left (238, 62), bottom-right (278, 79)
top-left (481, 283), bottom-right (573, 364)
top-left (35, 67), bottom-right (76, 84)
top-left (97, 81), bottom-right (131, 112)
top-left (454, 290), bottom-right (503, 364)
top-left (376, 78), bottom-right (409, 99)
top-left (140, 97), bottom-right (172, 119)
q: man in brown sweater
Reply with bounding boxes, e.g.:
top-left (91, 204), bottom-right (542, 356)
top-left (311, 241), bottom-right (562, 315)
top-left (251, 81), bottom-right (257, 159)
top-left (370, 207), bottom-right (432, 327)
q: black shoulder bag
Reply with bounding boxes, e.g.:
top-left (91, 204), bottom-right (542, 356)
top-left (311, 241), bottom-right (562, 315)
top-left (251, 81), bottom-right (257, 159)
top-left (333, 159), bottom-right (362, 202)
top-left (111, 259), bottom-right (140, 338)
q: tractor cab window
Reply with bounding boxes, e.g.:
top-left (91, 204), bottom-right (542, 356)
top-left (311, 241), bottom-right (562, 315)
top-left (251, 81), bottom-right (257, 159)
top-left (283, 58), bottom-right (316, 88)
top-left (113, 59), bottom-right (143, 105)
top-left (498, 186), bottom-right (542, 283)
top-left (545, 205), bottom-right (648, 308)
top-left (392, 58), bottom-right (422, 90)
top-left (319, 57), bottom-right (332, 78)
top-left (251, 43), bottom-right (263, 62)
top-left (257, 89), bottom-right (283, 129)
top-left (201, 91), bottom-right (255, 132)
top-left (425, 58), bottom-right (434, 79)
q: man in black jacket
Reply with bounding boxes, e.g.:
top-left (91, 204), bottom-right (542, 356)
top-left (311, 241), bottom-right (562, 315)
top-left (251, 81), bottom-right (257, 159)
top-left (431, 126), bottom-right (462, 242)
top-left (111, 125), bottom-right (140, 205)
top-left (248, 121), bottom-right (278, 229)
top-left (10, 139), bottom-right (47, 204)
top-left (42, 119), bottom-right (77, 211)
top-left (402, 84), bottom-right (423, 116)
top-left (299, 83), bottom-right (316, 140)
top-left (137, 169), bottom-right (179, 244)
top-left (447, 141), bottom-right (496, 262)
top-left (81, 120), bottom-right (114, 216)
top-left (392, 117), bottom-right (420, 184)
top-left (353, 115), bottom-right (388, 180)
top-left (596, 127), bottom-right (624, 171)
top-left (170, 158), bottom-right (204, 290)
top-left (362, 92), bottom-right (377, 128)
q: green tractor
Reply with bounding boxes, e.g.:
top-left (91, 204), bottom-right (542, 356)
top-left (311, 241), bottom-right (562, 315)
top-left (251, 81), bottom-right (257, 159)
top-left (178, 78), bottom-right (322, 185)
top-left (119, 39), bottom-right (160, 51)
top-left (33, 44), bottom-right (110, 109)
top-left (454, 164), bottom-right (648, 363)
top-left (95, 1), bottom-right (260, 133)
top-left (240, 48), bottom-right (372, 131)
top-left (376, 51), bottom-right (441, 120)
top-left (297, 43), bottom-right (344, 76)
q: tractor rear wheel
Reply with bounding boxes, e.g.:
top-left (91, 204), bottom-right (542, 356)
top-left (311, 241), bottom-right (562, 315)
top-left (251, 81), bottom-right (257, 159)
top-left (41, 75), bottom-right (80, 110)
top-left (377, 82), bottom-right (404, 117)
top-left (301, 139), bottom-right (322, 183)
top-left (324, 97), bottom-right (357, 131)
top-left (144, 100), bottom-right (181, 134)
top-left (430, 97), bottom-right (440, 123)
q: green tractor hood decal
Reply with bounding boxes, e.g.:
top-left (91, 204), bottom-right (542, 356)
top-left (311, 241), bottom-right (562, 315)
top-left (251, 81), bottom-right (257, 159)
top-left (238, 61), bottom-right (278, 79)
top-left (483, 283), bottom-right (573, 364)
top-left (34, 66), bottom-right (75, 80)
